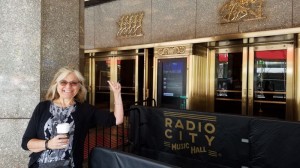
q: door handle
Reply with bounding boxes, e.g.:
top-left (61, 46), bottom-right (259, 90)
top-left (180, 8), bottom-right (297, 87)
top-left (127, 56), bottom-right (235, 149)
top-left (243, 89), bottom-right (247, 96)
top-left (248, 89), bottom-right (252, 97)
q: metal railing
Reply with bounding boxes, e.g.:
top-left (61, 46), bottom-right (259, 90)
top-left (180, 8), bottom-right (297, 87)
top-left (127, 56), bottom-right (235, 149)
top-left (84, 98), bottom-right (156, 160)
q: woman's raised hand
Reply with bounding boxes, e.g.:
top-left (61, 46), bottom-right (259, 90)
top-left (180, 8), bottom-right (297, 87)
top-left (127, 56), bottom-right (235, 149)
top-left (107, 80), bottom-right (124, 125)
top-left (107, 81), bottom-right (121, 94)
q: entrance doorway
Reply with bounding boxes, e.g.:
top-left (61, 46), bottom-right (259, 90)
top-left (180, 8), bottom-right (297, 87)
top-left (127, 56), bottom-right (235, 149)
top-left (210, 35), bottom-right (294, 120)
top-left (86, 51), bottom-right (141, 111)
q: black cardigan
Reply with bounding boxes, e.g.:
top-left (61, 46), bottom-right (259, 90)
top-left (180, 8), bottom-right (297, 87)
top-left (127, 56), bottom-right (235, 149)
top-left (21, 101), bottom-right (116, 168)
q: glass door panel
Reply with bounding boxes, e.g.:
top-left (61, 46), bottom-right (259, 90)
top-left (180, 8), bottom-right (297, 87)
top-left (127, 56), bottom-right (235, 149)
top-left (212, 40), bottom-right (294, 120)
top-left (251, 46), bottom-right (288, 119)
top-left (94, 58), bottom-right (111, 110)
top-left (94, 56), bottom-right (138, 111)
top-left (215, 49), bottom-right (243, 114)
top-left (117, 57), bottom-right (137, 109)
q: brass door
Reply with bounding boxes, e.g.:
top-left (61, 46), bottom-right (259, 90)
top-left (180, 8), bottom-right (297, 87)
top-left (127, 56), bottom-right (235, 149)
top-left (248, 44), bottom-right (294, 120)
top-left (213, 47), bottom-right (247, 115)
top-left (212, 43), bottom-right (294, 120)
top-left (91, 56), bottom-right (138, 111)
top-left (93, 57), bottom-right (111, 110)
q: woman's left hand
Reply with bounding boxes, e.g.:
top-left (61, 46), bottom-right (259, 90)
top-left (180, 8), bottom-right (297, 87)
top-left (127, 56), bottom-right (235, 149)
top-left (107, 80), bottom-right (124, 125)
top-left (107, 81), bottom-right (121, 93)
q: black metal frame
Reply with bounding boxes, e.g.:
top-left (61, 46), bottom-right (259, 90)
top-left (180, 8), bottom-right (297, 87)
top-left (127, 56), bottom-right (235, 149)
top-left (85, 98), bottom-right (156, 164)
top-left (84, 0), bottom-right (116, 8)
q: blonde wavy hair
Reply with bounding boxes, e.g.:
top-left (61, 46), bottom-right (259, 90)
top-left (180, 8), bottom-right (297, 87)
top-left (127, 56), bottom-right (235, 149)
top-left (45, 67), bottom-right (87, 103)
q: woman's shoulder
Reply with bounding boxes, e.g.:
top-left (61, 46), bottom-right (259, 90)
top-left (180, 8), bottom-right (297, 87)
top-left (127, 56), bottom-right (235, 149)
top-left (38, 100), bottom-right (52, 106)
top-left (33, 100), bottom-right (52, 111)
top-left (31, 100), bottom-right (52, 116)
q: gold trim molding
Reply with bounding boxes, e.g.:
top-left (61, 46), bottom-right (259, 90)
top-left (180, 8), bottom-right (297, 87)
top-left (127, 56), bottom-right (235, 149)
top-left (85, 27), bottom-right (300, 53)
top-left (156, 46), bottom-right (187, 56)
top-left (220, 0), bottom-right (265, 23)
top-left (117, 11), bottom-right (144, 38)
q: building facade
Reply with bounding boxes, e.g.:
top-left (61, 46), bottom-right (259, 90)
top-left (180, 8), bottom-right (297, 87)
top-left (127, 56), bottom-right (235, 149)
top-left (0, 0), bottom-right (83, 167)
top-left (2, 0), bottom-right (300, 167)
top-left (84, 0), bottom-right (300, 122)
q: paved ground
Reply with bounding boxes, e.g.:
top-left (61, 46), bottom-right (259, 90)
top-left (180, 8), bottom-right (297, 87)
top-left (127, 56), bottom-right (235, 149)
top-left (83, 160), bottom-right (88, 168)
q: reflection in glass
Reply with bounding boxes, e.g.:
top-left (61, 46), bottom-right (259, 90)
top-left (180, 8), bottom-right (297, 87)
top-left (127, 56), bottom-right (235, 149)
top-left (94, 58), bottom-right (137, 111)
top-left (117, 59), bottom-right (136, 109)
top-left (253, 50), bottom-right (287, 119)
top-left (157, 58), bottom-right (187, 109)
top-left (95, 60), bottom-right (111, 110)
top-left (215, 52), bottom-right (242, 114)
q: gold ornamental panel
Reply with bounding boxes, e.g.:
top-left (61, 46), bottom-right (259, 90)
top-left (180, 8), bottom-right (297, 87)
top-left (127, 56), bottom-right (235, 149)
top-left (117, 12), bottom-right (144, 38)
top-left (220, 0), bottom-right (265, 23)
top-left (156, 46), bottom-right (187, 56)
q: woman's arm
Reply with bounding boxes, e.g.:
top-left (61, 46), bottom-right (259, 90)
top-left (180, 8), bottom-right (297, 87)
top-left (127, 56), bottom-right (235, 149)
top-left (107, 81), bottom-right (124, 125)
top-left (27, 139), bottom-right (47, 153)
top-left (27, 135), bottom-right (69, 153)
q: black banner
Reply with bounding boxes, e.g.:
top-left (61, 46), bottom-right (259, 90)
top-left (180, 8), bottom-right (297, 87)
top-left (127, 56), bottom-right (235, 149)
top-left (129, 106), bottom-right (250, 168)
top-left (89, 147), bottom-right (178, 168)
top-left (249, 119), bottom-right (300, 168)
top-left (130, 105), bottom-right (300, 168)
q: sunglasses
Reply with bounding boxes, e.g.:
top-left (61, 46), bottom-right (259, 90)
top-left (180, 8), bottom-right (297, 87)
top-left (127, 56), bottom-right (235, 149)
top-left (58, 80), bottom-right (81, 87)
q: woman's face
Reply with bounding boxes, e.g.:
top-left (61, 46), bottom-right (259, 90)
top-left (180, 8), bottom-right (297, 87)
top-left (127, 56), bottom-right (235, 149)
top-left (57, 72), bottom-right (81, 100)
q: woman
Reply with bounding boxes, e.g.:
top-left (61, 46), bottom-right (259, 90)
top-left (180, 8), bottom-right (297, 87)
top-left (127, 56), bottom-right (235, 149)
top-left (21, 67), bottom-right (124, 168)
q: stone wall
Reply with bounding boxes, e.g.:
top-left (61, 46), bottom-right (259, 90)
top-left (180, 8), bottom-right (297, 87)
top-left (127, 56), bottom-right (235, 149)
top-left (85, 0), bottom-right (300, 49)
top-left (40, 0), bottom-right (83, 98)
top-left (0, 0), bottom-right (41, 167)
top-left (0, 0), bottom-right (83, 167)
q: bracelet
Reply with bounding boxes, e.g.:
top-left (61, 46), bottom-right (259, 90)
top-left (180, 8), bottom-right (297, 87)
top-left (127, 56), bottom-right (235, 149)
top-left (45, 140), bottom-right (50, 150)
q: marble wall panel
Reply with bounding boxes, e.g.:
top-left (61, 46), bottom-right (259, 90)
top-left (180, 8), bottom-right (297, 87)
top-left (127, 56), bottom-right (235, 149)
top-left (94, 1), bottom-right (121, 48)
top-left (119, 0), bottom-right (152, 47)
top-left (196, 0), bottom-right (239, 38)
top-left (0, 0), bottom-right (41, 118)
top-left (238, 0), bottom-right (293, 33)
top-left (0, 0), bottom-right (41, 167)
top-left (293, 0), bottom-right (300, 27)
top-left (152, 0), bottom-right (197, 43)
top-left (1, 90), bottom-right (39, 118)
top-left (0, 120), bottom-right (31, 168)
top-left (41, 0), bottom-right (82, 98)
top-left (0, 0), bottom-right (83, 167)
top-left (80, 0), bottom-right (85, 72)
top-left (85, 7), bottom-right (95, 49)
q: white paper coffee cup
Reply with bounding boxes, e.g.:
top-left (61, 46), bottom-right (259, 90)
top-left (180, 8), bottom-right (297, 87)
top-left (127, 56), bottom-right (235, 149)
top-left (56, 123), bottom-right (70, 134)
